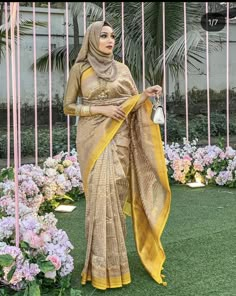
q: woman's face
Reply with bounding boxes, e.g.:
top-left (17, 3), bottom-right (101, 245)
top-left (98, 25), bottom-right (115, 55)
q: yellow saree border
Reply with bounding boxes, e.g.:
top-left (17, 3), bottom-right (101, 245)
top-left (81, 271), bottom-right (131, 290)
top-left (81, 67), bottom-right (94, 80)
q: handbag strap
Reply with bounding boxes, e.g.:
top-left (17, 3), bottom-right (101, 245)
top-left (153, 95), bottom-right (162, 108)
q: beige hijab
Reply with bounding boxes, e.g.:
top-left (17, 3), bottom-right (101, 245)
top-left (75, 20), bottom-right (118, 82)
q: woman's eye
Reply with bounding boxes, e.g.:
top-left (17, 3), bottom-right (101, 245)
top-left (100, 34), bottom-right (107, 38)
top-left (111, 35), bottom-right (115, 39)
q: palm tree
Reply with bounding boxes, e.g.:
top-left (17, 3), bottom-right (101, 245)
top-left (104, 2), bottom-right (225, 85)
top-left (0, 10), bottom-right (46, 63)
top-left (33, 2), bottom-right (103, 72)
top-left (35, 2), bottom-right (225, 86)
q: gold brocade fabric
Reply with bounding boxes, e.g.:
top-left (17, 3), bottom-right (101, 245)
top-left (63, 62), bottom-right (171, 290)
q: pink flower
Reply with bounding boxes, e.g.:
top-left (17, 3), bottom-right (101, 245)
top-left (46, 255), bottom-right (61, 270)
top-left (23, 230), bottom-right (44, 249)
top-left (183, 155), bottom-right (192, 161)
top-left (9, 271), bottom-right (23, 285)
top-left (193, 160), bottom-right (204, 172)
top-left (65, 155), bottom-right (77, 162)
top-left (219, 152), bottom-right (225, 160)
top-left (53, 153), bottom-right (63, 160)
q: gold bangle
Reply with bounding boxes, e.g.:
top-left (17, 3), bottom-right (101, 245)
top-left (81, 105), bottom-right (91, 117)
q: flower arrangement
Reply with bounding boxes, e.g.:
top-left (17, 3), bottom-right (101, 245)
top-left (164, 138), bottom-right (236, 187)
top-left (0, 199), bottom-right (74, 294)
top-left (0, 151), bottom-right (83, 294)
top-left (41, 150), bottom-right (84, 213)
top-left (0, 150), bottom-right (84, 215)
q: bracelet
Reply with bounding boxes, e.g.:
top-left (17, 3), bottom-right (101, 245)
top-left (81, 105), bottom-right (92, 117)
top-left (75, 105), bottom-right (92, 116)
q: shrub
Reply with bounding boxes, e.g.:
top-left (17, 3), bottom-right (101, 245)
top-left (0, 126), bottom-right (77, 159)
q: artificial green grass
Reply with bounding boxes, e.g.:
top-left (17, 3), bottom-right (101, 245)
top-left (55, 185), bottom-right (236, 296)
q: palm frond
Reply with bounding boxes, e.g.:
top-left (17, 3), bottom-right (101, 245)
top-left (98, 2), bottom-right (226, 85)
top-left (0, 19), bottom-right (47, 56)
top-left (69, 2), bottom-right (103, 21)
top-left (155, 29), bottom-right (226, 80)
top-left (32, 45), bottom-right (77, 72)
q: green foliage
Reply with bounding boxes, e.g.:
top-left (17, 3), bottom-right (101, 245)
top-left (7, 266), bottom-right (16, 282)
top-left (160, 115), bottom-right (186, 142)
top-left (38, 191), bottom-right (84, 215)
top-left (28, 282), bottom-right (40, 296)
top-left (0, 167), bottom-right (14, 182)
top-left (0, 254), bottom-right (14, 267)
top-left (189, 113), bottom-right (236, 139)
top-left (38, 199), bottom-right (60, 215)
top-left (0, 126), bottom-right (77, 159)
top-left (37, 261), bottom-right (55, 274)
top-left (69, 288), bottom-right (82, 296)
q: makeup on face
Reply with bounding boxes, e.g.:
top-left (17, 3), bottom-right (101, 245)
top-left (98, 26), bottom-right (115, 54)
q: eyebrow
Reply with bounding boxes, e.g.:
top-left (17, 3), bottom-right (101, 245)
top-left (100, 31), bottom-right (114, 34)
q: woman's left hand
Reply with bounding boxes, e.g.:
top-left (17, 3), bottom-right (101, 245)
top-left (144, 85), bottom-right (162, 97)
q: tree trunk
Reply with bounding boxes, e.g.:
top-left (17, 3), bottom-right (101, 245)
top-left (73, 15), bottom-right (79, 61)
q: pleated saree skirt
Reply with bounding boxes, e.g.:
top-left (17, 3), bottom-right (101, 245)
top-left (80, 120), bottom-right (132, 290)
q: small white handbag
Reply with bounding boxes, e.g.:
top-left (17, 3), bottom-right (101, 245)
top-left (151, 96), bottom-right (165, 125)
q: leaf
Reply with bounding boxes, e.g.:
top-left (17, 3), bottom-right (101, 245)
top-left (15, 290), bottom-right (26, 296)
top-left (0, 254), bottom-right (14, 267)
top-left (60, 274), bottom-right (71, 289)
top-left (0, 288), bottom-right (8, 296)
top-left (20, 241), bottom-right (30, 250)
top-left (38, 261), bottom-right (55, 273)
top-left (70, 288), bottom-right (82, 296)
top-left (33, 45), bottom-right (77, 72)
top-left (7, 265), bottom-right (16, 282)
top-left (0, 167), bottom-right (14, 182)
top-left (28, 281), bottom-right (41, 296)
top-left (23, 286), bottom-right (29, 296)
top-left (55, 194), bottom-right (74, 201)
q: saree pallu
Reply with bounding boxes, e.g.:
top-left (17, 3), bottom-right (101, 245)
top-left (76, 91), bottom-right (171, 290)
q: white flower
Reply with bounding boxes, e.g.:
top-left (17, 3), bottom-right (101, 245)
top-left (44, 158), bottom-right (58, 168)
top-left (44, 270), bottom-right (57, 279)
top-left (45, 168), bottom-right (58, 178)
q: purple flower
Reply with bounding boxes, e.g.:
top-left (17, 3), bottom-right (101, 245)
top-left (20, 216), bottom-right (41, 233)
top-left (215, 171), bottom-right (233, 186)
top-left (21, 261), bottom-right (40, 281)
top-left (0, 217), bottom-right (15, 240)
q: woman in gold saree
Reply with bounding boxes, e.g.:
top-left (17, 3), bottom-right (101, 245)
top-left (63, 20), bottom-right (171, 290)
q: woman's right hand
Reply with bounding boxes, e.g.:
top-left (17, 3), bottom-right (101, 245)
top-left (101, 105), bottom-right (126, 121)
top-left (90, 105), bottom-right (126, 121)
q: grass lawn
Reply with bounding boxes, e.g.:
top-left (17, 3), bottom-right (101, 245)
top-left (55, 185), bottom-right (236, 296)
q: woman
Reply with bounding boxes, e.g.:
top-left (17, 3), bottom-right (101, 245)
top-left (64, 20), bottom-right (171, 290)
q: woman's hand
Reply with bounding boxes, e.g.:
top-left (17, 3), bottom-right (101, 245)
top-left (144, 85), bottom-right (162, 98)
top-left (101, 105), bottom-right (126, 121)
top-left (91, 105), bottom-right (126, 121)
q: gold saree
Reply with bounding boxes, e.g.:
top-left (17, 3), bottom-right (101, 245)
top-left (64, 62), bottom-right (171, 290)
